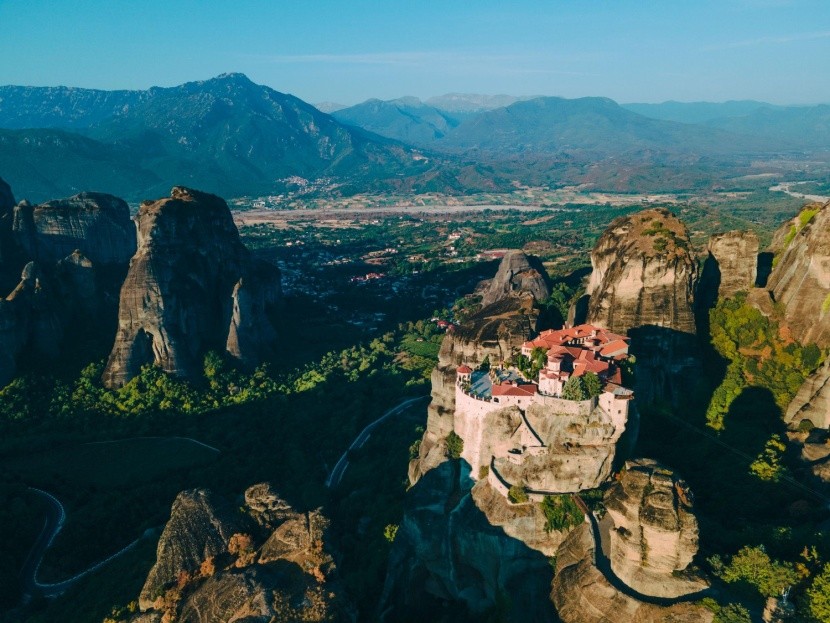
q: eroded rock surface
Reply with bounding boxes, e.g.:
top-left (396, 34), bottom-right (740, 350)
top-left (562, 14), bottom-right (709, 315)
top-left (603, 459), bottom-right (708, 598)
top-left (382, 462), bottom-right (559, 622)
top-left (481, 250), bottom-right (550, 307)
top-left (767, 201), bottom-right (830, 348)
top-left (551, 523), bottom-right (713, 623)
top-left (12, 192), bottom-right (136, 265)
top-left (128, 483), bottom-right (347, 623)
top-left (786, 359), bottom-right (830, 430)
top-left (102, 187), bottom-right (281, 387)
top-left (702, 230), bottom-right (759, 299)
top-left (585, 208), bottom-right (697, 336)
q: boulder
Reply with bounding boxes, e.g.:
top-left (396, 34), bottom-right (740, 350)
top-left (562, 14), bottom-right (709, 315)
top-left (786, 359), bottom-right (830, 430)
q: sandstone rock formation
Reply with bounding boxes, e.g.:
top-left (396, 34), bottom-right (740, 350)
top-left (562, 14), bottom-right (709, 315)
top-left (585, 208), bottom-right (698, 335)
top-left (551, 523), bottom-right (713, 623)
top-left (481, 250), bottom-right (550, 307)
top-left (129, 484), bottom-right (347, 623)
top-left (12, 192), bottom-right (136, 266)
top-left (102, 187), bottom-right (281, 387)
top-left (0, 177), bottom-right (17, 268)
top-left (408, 296), bottom-right (539, 484)
top-left (382, 462), bottom-right (561, 622)
top-left (603, 459), bottom-right (708, 598)
top-left (583, 209), bottom-right (699, 405)
top-left (786, 358), bottom-right (830, 430)
top-left (702, 230), bottom-right (759, 299)
top-left (766, 201), bottom-right (830, 348)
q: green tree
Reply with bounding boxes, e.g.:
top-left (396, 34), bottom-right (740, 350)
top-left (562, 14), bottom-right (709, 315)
top-left (508, 485), bottom-right (529, 504)
top-left (446, 431), bottom-right (464, 459)
top-left (715, 545), bottom-right (798, 599)
top-left (806, 563), bottom-right (830, 622)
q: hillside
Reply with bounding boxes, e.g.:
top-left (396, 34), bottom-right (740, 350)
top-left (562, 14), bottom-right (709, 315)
top-left (0, 74), bottom-right (490, 200)
top-left (622, 100), bottom-right (779, 124)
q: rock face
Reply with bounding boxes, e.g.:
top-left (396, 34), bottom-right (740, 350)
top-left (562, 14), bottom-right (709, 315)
top-left (381, 462), bottom-right (561, 622)
top-left (702, 230), bottom-right (759, 299)
top-left (102, 187), bottom-right (281, 387)
top-left (481, 250), bottom-right (550, 307)
top-left (786, 359), bottom-right (830, 430)
top-left (131, 484), bottom-right (347, 623)
top-left (491, 401), bottom-right (623, 494)
top-left (408, 296), bottom-right (539, 485)
top-left (12, 192), bottom-right (136, 265)
top-left (585, 208), bottom-right (698, 335)
top-left (603, 459), bottom-right (708, 599)
top-left (551, 523), bottom-right (713, 623)
top-left (583, 209), bottom-right (699, 405)
top-left (767, 201), bottom-right (830, 348)
top-left (0, 177), bottom-right (16, 267)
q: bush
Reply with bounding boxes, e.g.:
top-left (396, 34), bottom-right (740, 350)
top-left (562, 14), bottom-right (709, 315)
top-left (798, 419), bottom-right (816, 433)
top-left (508, 485), bottom-right (529, 504)
top-left (445, 431), bottom-right (464, 460)
top-left (541, 495), bottom-right (584, 532)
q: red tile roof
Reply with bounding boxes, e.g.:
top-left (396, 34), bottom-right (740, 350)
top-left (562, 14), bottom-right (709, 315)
top-left (457, 365), bottom-right (473, 374)
top-left (492, 382), bottom-right (538, 397)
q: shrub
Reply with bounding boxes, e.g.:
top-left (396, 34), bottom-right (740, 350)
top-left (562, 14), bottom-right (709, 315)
top-left (508, 484), bottom-right (529, 504)
top-left (383, 524), bottom-right (399, 543)
top-left (798, 419), bottom-right (816, 433)
top-left (446, 431), bottom-right (464, 460)
top-left (541, 495), bottom-right (584, 532)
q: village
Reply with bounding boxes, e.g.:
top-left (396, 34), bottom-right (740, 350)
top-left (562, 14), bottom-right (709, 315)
top-left (453, 323), bottom-right (635, 500)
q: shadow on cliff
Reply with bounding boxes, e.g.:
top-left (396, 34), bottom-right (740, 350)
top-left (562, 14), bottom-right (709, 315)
top-left (637, 384), bottom-right (808, 554)
top-left (378, 460), bottom-right (561, 623)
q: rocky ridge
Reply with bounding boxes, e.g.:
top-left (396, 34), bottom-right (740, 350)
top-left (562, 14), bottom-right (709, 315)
top-left (102, 187), bottom-right (281, 387)
top-left (127, 484), bottom-right (348, 623)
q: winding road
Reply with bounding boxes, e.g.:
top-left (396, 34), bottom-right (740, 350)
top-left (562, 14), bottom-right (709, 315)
top-left (326, 395), bottom-right (429, 488)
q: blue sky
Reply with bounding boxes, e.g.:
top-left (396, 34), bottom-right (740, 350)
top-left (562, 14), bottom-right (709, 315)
top-left (0, 0), bottom-right (828, 104)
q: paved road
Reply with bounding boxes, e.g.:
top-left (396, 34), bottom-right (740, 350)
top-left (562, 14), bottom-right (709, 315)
top-left (326, 395), bottom-right (429, 488)
top-left (20, 489), bottom-right (66, 601)
top-left (20, 488), bottom-right (147, 601)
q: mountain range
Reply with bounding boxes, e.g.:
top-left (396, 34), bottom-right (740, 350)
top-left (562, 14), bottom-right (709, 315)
top-left (1, 74), bottom-right (828, 202)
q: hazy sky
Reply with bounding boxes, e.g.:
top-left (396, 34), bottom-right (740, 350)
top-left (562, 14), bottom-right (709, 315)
top-left (1, 0), bottom-right (828, 105)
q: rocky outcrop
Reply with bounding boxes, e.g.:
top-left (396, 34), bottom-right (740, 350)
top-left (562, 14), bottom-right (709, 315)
top-left (102, 187), bottom-right (281, 387)
top-left (481, 250), bottom-right (550, 307)
top-left (381, 462), bottom-right (560, 622)
top-left (130, 484), bottom-right (347, 623)
top-left (551, 523), bottom-right (713, 623)
top-left (408, 296), bottom-right (539, 484)
top-left (786, 359), bottom-right (830, 430)
top-left (139, 488), bottom-right (247, 610)
top-left (490, 401), bottom-right (623, 494)
top-left (766, 201), bottom-right (830, 348)
top-left (0, 177), bottom-right (17, 268)
top-left (702, 230), bottom-right (759, 299)
top-left (583, 209), bottom-right (699, 405)
top-left (12, 192), bottom-right (136, 265)
top-left (585, 208), bottom-right (697, 335)
top-left (603, 459), bottom-right (708, 599)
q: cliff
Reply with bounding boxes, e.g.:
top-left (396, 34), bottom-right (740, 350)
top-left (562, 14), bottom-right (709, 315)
top-left (381, 462), bottom-right (561, 622)
top-left (585, 208), bottom-right (698, 335)
top-left (129, 484), bottom-right (349, 623)
top-left (701, 230), bottom-right (759, 299)
top-left (408, 296), bottom-right (538, 485)
top-left (766, 201), bottom-right (830, 348)
top-left (603, 459), bottom-right (708, 598)
top-left (480, 250), bottom-right (550, 307)
top-left (0, 177), bottom-right (17, 269)
top-left (551, 523), bottom-right (713, 623)
top-left (12, 192), bottom-right (136, 265)
top-left (102, 187), bottom-right (281, 387)
top-left (786, 358), bottom-right (830, 430)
